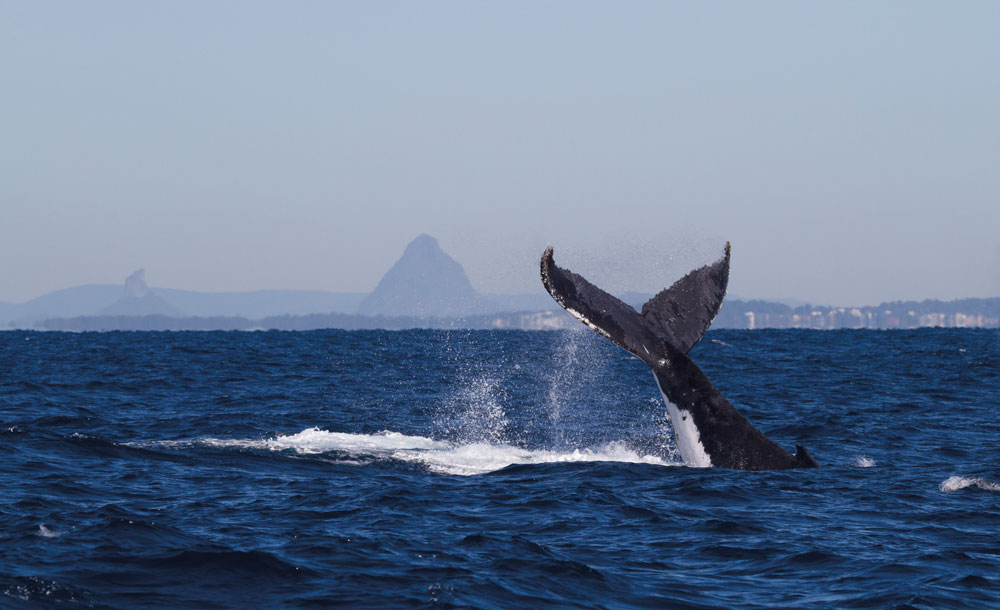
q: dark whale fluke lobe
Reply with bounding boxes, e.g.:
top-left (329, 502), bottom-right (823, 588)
top-left (640, 242), bottom-right (730, 354)
top-left (540, 244), bottom-right (818, 471)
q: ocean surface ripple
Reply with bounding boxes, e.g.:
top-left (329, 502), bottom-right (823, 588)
top-left (1, 328), bottom-right (998, 608)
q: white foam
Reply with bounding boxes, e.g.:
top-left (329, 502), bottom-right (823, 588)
top-left (147, 428), bottom-right (676, 476)
top-left (940, 476), bottom-right (1000, 493)
top-left (391, 440), bottom-right (671, 476)
top-left (268, 428), bottom-right (450, 453)
top-left (37, 524), bottom-right (61, 538)
top-left (853, 456), bottom-right (876, 468)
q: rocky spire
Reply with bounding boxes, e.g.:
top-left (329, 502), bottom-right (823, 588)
top-left (358, 234), bottom-right (482, 317)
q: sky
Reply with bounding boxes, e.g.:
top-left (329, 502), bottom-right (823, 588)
top-left (3, 1), bottom-right (999, 307)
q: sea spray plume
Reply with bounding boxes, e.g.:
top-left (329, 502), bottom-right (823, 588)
top-left (435, 327), bottom-right (655, 455)
top-left (439, 374), bottom-right (510, 445)
top-left (544, 327), bottom-right (581, 448)
top-left (540, 243), bottom-right (819, 471)
top-left (544, 326), bottom-right (609, 449)
top-left (432, 332), bottom-right (513, 446)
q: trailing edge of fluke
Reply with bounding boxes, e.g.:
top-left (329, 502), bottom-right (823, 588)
top-left (540, 243), bottom-right (818, 471)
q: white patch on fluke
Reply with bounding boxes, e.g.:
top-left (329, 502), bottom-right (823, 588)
top-left (564, 307), bottom-right (613, 341)
top-left (653, 374), bottom-right (712, 468)
top-left (137, 428), bottom-right (676, 477)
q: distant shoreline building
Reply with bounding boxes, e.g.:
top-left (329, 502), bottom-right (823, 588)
top-left (712, 299), bottom-right (999, 330)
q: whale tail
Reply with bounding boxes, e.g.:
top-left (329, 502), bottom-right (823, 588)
top-left (540, 243), bottom-right (730, 359)
top-left (540, 243), bottom-right (818, 471)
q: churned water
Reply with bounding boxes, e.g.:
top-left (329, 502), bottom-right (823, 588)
top-left (1, 328), bottom-right (998, 608)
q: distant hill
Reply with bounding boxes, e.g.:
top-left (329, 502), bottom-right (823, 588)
top-left (357, 234), bottom-right (560, 317)
top-left (40, 310), bottom-right (575, 332)
top-left (358, 234), bottom-right (486, 317)
top-left (1, 284), bottom-right (121, 328)
top-left (37, 297), bottom-right (999, 332)
top-left (7, 233), bottom-right (998, 331)
top-left (1, 279), bottom-right (366, 329)
top-left (100, 269), bottom-right (184, 317)
top-left (154, 289), bottom-right (366, 319)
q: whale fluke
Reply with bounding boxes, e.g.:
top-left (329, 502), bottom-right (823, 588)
top-left (541, 246), bottom-right (658, 364)
top-left (639, 243), bottom-right (730, 354)
top-left (541, 244), bottom-right (730, 356)
top-left (541, 244), bottom-right (817, 471)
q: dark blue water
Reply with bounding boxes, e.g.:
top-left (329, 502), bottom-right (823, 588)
top-left (2, 329), bottom-right (998, 609)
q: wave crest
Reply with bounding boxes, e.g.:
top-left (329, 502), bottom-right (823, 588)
top-left (853, 456), bottom-right (876, 468)
top-left (940, 476), bottom-right (1000, 493)
top-left (191, 428), bottom-right (675, 476)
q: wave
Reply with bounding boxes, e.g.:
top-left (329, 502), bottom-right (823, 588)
top-left (939, 476), bottom-right (1000, 493)
top-left (853, 455), bottom-right (876, 468)
top-left (141, 548), bottom-right (310, 580)
top-left (1, 576), bottom-right (92, 605)
top-left (146, 428), bottom-right (676, 476)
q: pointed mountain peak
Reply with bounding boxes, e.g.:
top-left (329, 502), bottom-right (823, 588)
top-left (124, 269), bottom-right (150, 298)
top-left (359, 234), bottom-right (480, 317)
top-left (399, 234), bottom-right (452, 264)
top-left (101, 269), bottom-right (183, 317)
top-left (404, 233), bottom-right (440, 252)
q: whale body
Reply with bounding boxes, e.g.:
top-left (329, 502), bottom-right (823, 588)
top-left (540, 244), bottom-right (818, 471)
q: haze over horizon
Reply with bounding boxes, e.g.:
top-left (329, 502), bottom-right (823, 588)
top-left (4, 2), bottom-right (999, 308)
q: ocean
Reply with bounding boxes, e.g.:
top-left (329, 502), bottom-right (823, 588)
top-left (1, 328), bottom-right (998, 609)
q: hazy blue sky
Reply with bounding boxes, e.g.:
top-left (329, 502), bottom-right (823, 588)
top-left (3, 1), bottom-right (998, 306)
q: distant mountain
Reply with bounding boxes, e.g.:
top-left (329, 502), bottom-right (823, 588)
top-left (155, 289), bottom-right (366, 319)
top-left (1, 281), bottom-right (367, 329)
top-left (100, 270), bottom-right (184, 317)
top-left (359, 234), bottom-right (486, 317)
top-left (10, 233), bottom-right (996, 331)
top-left (2, 285), bottom-right (121, 328)
top-left (40, 310), bottom-right (577, 332)
top-left (1, 234), bottom-right (558, 328)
